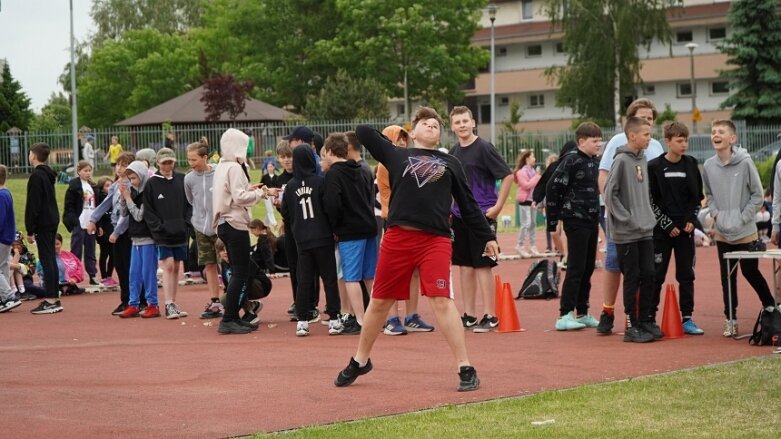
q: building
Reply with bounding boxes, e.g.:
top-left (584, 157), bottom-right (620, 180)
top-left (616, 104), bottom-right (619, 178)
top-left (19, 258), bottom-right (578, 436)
top-left (391, 0), bottom-right (735, 134)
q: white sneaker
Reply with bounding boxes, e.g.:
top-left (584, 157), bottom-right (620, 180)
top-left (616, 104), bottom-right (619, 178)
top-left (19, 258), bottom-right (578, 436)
top-left (296, 321), bottom-right (310, 337)
top-left (328, 319), bottom-right (344, 335)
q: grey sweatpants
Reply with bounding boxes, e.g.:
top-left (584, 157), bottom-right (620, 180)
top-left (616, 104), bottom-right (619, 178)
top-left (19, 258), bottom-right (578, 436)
top-left (0, 243), bottom-right (14, 301)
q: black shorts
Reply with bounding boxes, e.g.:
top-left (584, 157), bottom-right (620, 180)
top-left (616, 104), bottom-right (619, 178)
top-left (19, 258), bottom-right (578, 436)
top-left (451, 215), bottom-right (497, 268)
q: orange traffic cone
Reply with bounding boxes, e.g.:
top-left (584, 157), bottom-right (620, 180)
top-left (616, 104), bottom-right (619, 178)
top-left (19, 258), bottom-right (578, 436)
top-left (661, 284), bottom-right (684, 339)
top-left (498, 282), bottom-right (524, 332)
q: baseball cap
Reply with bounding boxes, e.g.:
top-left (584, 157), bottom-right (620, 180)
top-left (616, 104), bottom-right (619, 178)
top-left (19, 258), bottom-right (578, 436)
top-left (156, 147), bottom-right (177, 163)
top-left (283, 126), bottom-right (315, 143)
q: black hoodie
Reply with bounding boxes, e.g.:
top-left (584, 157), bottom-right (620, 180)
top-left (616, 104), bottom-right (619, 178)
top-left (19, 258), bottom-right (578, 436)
top-left (63, 177), bottom-right (97, 232)
top-left (532, 140), bottom-right (577, 204)
top-left (323, 160), bottom-right (377, 241)
top-left (25, 164), bottom-right (60, 234)
top-left (280, 144), bottom-right (333, 250)
top-left (142, 171), bottom-right (192, 246)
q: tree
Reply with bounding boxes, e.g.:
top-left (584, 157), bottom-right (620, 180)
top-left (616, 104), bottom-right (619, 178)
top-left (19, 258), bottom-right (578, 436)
top-left (196, 0), bottom-right (338, 111)
top-left (0, 63), bottom-right (34, 132)
top-left (315, 1), bottom-right (488, 119)
top-left (718, 0), bottom-right (781, 124)
top-left (304, 70), bottom-right (388, 120)
top-left (541, 0), bottom-right (671, 127)
top-left (200, 74), bottom-right (254, 122)
top-left (90, 0), bottom-right (202, 46)
top-left (655, 103), bottom-right (677, 126)
top-left (29, 93), bottom-right (72, 132)
top-left (77, 29), bottom-right (199, 126)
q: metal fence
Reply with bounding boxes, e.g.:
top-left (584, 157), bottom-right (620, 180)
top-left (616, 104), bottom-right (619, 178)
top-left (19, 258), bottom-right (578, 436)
top-left (3, 119), bottom-right (781, 176)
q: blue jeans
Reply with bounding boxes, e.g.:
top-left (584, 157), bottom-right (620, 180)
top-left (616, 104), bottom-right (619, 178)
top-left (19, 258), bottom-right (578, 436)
top-left (129, 244), bottom-right (158, 307)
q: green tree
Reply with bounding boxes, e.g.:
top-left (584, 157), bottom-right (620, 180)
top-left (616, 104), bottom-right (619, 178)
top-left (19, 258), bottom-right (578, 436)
top-left (304, 70), bottom-right (389, 120)
top-left (0, 63), bottom-right (34, 132)
top-left (655, 103), bottom-right (677, 126)
top-left (29, 93), bottom-right (72, 132)
top-left (315, 1), bottom-right (488, 120)
top-left (90, 0), bottom-right (202, 46)
top-left (541, 0), bottom-right (671, 127)
top-left (77, 29), bottom-right (199, 127)
top-left (718, 0), bottom-right (781, 124)
top-left (196, 0), bottom-right (338, 111)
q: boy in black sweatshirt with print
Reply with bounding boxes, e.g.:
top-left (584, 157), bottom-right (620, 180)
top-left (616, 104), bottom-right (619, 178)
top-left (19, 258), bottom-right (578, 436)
top-left (648, 121), bottom-right (704, 335)
top-left (546, 122), bottom-right (602, 332)
top-left (280, 144), bottom-right (341, 337)
top-left (25, 143), bottom-right (62, 314)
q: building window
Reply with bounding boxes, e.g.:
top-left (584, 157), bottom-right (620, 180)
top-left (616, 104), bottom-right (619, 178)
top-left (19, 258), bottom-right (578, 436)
top-left (479, 104), bottom-right (491, 124)
top-left (522, 0), bottom-right (534, 20)
top-left (397, 104), bottom-right (405, 115)
top-left (642, 84), bottom-right (655, 95)
top-left (709, 27), bottom-right (726, 41)
top-left (677, 82), bottom-right (693, 98)
top-left (711, 81), bottom-right (729, 95)
top-left (499, 97), bottom-right (509, 106)
top-left (556, 42), bottom-right (565, 53)
top-left (676, 30), bottom-right (693, 44)
top-left (497, 46), bottom-right (507, 57)
top-left (529, 94), bottom-right (545, 108)
top-left (526, 44), bottom-right (542, 57)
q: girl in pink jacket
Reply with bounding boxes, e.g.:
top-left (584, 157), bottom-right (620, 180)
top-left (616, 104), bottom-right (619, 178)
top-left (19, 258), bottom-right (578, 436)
top-left (513, 150), bottom-right (541, 257)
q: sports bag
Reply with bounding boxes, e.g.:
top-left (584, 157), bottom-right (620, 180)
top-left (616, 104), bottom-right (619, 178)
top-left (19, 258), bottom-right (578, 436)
top-left (749, 308), bottom-right (781, 346)
top-left (517, 259), bottom-right (559, 300)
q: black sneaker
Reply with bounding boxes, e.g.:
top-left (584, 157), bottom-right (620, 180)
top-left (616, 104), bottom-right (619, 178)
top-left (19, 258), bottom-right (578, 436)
top-left (218, 320), bottom-right (252, 334)
top-left (236, 318), bottom-right (259, 331)
top-left (334, 357), bottom-right (373, 387)
top-left (241, 311), bottom-right (260, 325)
top-left (596, 311), bottom-right (614, 335)
top-left (461, 313), bottom-right (478, 328)
top-left (458, 365), bottom-right (480, 392)
top-left (623, 326), bottom-right (655, 343)
top-left (287, 303), bottom-right (296, 315)
top-left (640, 321), bottom-right (664, 340)
top-left (472, 314), bottom-right (498, 333)
top-left (31, 300), bottom-right (63, 315)
top-left (89, 278), bottom-right (100, 286)
top-left (341, 318), bottom-right (362, 335)
top-left (112, 303), bottom-right (127, 316)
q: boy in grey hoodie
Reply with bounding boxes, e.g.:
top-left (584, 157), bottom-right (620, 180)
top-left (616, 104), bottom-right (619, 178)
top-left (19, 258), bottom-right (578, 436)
top-left (184, 141), bottom-right (224, 320)
top-left (605, 117), bottom-right (658, 343)
top-left (703, 119), bottom-right (775, 337)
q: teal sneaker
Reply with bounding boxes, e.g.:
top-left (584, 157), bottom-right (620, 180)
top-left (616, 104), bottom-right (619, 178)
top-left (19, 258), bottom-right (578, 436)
top-left (555, 311), bottom-right (586, 331)
top-left (683, 319), bottom-right (705, 335)
top-left (576, 313), bottom-right (599, 328)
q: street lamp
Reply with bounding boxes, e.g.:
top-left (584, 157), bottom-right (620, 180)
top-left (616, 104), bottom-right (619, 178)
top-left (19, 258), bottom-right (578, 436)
top-left (488, 3), bottom-right (497, 146)
top-left (686, 42), bottom-right (699, 134)
top-left (69, 0), bottom-right (79, 168)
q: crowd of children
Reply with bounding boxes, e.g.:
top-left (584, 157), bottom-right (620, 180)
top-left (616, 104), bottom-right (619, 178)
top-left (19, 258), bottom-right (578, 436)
top-left (3, 100), bottom-right (781, 390)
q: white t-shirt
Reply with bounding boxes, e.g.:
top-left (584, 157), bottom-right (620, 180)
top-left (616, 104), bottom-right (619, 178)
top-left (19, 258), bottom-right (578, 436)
top-left (78, 180), bottom-right (96, 229)
top-left (599, 133), bottom-right (664, 172)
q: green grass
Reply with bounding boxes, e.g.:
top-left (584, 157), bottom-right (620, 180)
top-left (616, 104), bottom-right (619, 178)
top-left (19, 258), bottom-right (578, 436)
top-left (5, 168), bottom-right (278, 249)
top-left (261, 357), bottom-right (781, 438)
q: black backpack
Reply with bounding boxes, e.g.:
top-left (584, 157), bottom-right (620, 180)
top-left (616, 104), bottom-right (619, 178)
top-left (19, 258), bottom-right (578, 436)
top-left (749, 308), bottom-right (781, 346)
top-left (517, 259), bottom-right (560, 300)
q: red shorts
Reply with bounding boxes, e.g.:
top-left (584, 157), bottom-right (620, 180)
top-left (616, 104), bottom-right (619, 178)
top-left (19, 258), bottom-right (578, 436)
top-left (372, 227), bottom-right (453, 300)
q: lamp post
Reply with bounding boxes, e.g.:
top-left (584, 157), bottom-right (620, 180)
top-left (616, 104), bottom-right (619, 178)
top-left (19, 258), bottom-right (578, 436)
top-left (69, 0), bottom-right (79, 168)
top-left (686, 42), bottom-right (699, 134)
top-left (488, 3), bottom-right (497, 146)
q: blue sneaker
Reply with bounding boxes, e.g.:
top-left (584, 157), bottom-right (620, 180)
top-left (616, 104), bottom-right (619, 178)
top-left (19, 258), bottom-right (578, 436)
top-left (683, 319), bottom-right (705, 335)
top-left (404, 313), bottom-right (435, 332)
top-left (383, 316), bottom-right (407, 336)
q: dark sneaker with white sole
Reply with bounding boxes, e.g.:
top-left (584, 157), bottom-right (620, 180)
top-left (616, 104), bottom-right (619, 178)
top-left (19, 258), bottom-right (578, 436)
top-left (31, 300), bottom-right (63, 315)
top-left (472, 314), bottom-right (499, 333)
top-left (458, 365), bottom-right (480, 392)
top-left (334, 357), bottom-right (373, 387)
top-left (461, 313), bottom-right (478, 328)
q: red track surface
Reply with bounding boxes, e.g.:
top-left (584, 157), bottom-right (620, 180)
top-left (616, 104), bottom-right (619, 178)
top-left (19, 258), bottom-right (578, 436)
top-left (1, 232), bottom-right (777, 438)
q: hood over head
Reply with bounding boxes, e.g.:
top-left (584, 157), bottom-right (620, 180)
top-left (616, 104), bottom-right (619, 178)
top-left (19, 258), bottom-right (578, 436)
top-left (292, 144), bottom-right (316, 180)
top-left (126, 161), bottom-right (150, 191)
top-left (382, 125), bottom-right (408, 147)
top-left (135, 148), bottom-right (157, 166)
top-left (220, 128), bottom-right (249, 163)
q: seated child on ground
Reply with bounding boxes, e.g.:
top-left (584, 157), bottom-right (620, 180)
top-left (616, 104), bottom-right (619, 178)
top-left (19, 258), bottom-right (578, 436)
top-left (36, 233), bottom-right (85, 296)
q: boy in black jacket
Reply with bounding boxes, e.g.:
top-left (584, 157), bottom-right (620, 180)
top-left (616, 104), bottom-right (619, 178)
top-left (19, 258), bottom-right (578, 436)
top-left (335, 107), bottom-right (499, 392)
top-left (280, 144), bottom-right (341, 337)
top-left (25, 143), bottom-right (62, 314)
top-left (322, 133), bottom-right (378, 331)
top-left (648, 121), bottom-right (705, 335)
top-left (546, 122), bottom-right (602, 331)
top-left (143, 147), bottom-right (192, 320)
